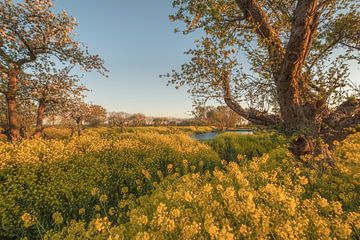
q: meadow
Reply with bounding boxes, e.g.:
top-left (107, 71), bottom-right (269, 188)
top-left (0, 127), bottom-right (359, 240)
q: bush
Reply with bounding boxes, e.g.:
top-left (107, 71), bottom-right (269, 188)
top-left (0, 132), bottom-right (220, 239)
top-left (207, 132), bottom-right (287, 161)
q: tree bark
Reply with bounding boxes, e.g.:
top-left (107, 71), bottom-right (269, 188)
top-left (33, 99), bottom-right (46, 139)
top-left (276, 0), bottom-right (319, 131)
top-left (76, 118), bottom-right (82, 136)
top-left (5, 70), bottom-right (21, 142)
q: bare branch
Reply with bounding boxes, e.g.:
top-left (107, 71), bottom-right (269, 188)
top-left (222, 71), bottom-right (282, 126)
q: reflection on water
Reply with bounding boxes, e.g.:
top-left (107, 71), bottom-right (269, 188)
top-left (193, 129), bottom-right (253, 141)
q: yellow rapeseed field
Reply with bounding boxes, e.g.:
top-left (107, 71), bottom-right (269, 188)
top-left (0, 129), bottom-right (359, 239)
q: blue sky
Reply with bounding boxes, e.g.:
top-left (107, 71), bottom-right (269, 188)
top-left (55, 0), bottom-right (197, 118)
top-left (54, 0), bottom-right (359, 118)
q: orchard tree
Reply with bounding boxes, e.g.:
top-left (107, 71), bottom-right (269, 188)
top-left (168, 0), bottom-right (360, 157)
top-left (153, 117), bottom-right (170, 126)
top-left (0, 0), bottom-right (106, 141)
top-left (0, 94), bottom-right (7, 134)
top-left (29, 66), bottom-right (87, 138)
top-left (62, 100), bottom-right (107, 136)
top-left (62, 100), bottom-right (89, 137)
top-left (86, 104), bottom-right (107, 127)
top-left (129, 113), bottom-right (146, 127)
top-left (108, 112), bottom-right (129, 129)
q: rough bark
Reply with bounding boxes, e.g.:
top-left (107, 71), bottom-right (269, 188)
top-left (276, 0), bottom-right (319, 131)
top-left (33, 99), bottom-right (46, 138)
top-left (5, 70), bottom-right (21, 142)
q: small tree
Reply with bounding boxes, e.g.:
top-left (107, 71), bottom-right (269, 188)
top-left (86, 104), bottom-right (107, 127)
top-left (0, 0), bottom-right (106, 141)
top-left (153, 117), bottom-right (170, 126)
top-left (128, 113), bottom-right (146, 127)
top-left (207, 106), bottom-right (243, 130)
top-left (62, 100), bottom-right (107, 136)
top-left (108, 112), bottom-right (129, 129)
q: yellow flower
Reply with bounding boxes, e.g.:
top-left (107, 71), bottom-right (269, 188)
top-left (121, 187), bottom-right (129, 194)
top-left (78, 208), bottom-right (86, 215)
top-left (108, 207), bottom-right (115, 216)
top-left (167, 164), bottom-right (174, 173)
top-left (99, 194), bottom-right (108, 203)
top-left (299, 176), bottom-right (309, 185)
top-left (52, 212), bottom-right (63, 224)
top-left (91, 187), bottom-right (99, 196)
top-left (184, 191), bottom-right (193, 202)
top-left (95, 204), bottom-right (101, 212)
top-left (94, 217), bottom-right (111, 233)
top-left (239, 224), bottom-right (249, 236)
top-left (21, 213), bottom-right (35, 228)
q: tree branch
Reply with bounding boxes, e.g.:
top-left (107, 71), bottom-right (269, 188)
top-left (340, 41), bottom-right (360, 51)
top-left (323, 98), bottom-right (360, 143)
top-left (235, 0), bottom-right (284, 66)
top-left (221, 72), bottom-right (282, 126)
top-left (0, 38), bottom-right (15, 65)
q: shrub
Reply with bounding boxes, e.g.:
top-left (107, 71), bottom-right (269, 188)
top-left (207, 132), bottom-right (287, 161)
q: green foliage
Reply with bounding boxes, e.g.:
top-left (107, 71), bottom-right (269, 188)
top-left (206, 132), bottom-right (287, 161)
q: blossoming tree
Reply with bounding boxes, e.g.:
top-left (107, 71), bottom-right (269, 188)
top-left (0, 0), bottom-right (106, 141)
top-left (28, 65), bottom-right (87, 138)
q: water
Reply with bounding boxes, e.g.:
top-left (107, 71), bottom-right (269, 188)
top-left (193, 129), bottom-right (253, 141)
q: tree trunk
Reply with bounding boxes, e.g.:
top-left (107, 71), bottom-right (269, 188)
top-left (76, 118), bottom-right (82, 136)
top-left (33, 99), bottom-right (46, 138)
top-left (5, 70), bottom-right (21, 142)
top-left (70, 126), bottom-right (75, 137)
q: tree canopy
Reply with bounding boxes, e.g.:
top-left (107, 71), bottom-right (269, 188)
top-left (0, 0), bottom-right (107, 141)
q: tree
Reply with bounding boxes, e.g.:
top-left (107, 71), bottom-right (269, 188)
top-left (207, 106), bottom-right (244, 130)
top-left (0, 0), bottom-right (106, 141)
top-left (108, 112), bottom-right (129, 129)
top-left (128, 113), bottom-right (146, 127)
top-left (153, 117), bottom-right (170, 126)
top-left (62, 100), bottom-right (89, 136)
top-left (29, 66), bottom-right (87, 138)
top-left (62, 100), bottom-right (107, 136)
top-left (191, 105), bottom-right (214, 125)
top-left (86, 104), bottom-right (107, 127)
top-left (168, 0), bottom-right (360, 157)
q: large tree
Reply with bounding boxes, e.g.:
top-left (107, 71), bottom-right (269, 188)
top-left (0, 0), bottom-right (106, 141)
top-left (168, 0), bottom-right (360, 157)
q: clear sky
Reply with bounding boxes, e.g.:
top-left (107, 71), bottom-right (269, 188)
top-left (54, 0), bottom-right (197, 118)
top-left (54, 0), bottom-right (359, 118)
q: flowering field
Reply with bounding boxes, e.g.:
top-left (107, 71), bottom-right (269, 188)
top-left (0, 129), bottom-right (359, 239)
